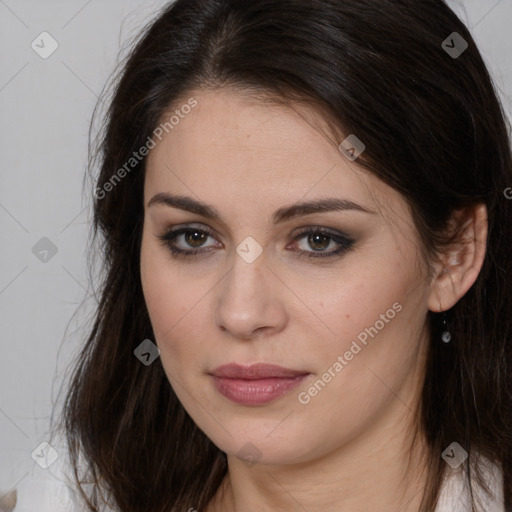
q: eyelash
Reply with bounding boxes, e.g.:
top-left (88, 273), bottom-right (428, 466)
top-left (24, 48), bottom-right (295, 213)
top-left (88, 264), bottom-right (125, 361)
top-left (156, 224), bottom-right (355, 261)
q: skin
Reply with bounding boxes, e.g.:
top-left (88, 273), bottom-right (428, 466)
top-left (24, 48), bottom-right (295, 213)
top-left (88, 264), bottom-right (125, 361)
top-left (139, 87), bottom-right (487, 512)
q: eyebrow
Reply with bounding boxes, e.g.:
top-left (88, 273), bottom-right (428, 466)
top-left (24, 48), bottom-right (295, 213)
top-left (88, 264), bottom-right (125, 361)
top-left (147, 193), bottom-right (376, 224)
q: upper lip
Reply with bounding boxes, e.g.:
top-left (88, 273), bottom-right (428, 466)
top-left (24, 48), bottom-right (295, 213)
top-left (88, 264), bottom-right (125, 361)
top-left (210, 363), bottom-right (308, 379)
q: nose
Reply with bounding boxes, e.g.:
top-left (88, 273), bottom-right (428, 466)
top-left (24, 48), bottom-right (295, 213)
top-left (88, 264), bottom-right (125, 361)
top-left (214, 251), bottom-right (288, 340)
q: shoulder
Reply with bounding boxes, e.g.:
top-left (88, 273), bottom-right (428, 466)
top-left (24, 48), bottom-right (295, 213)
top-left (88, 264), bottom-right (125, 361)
top-left (12, 436), bottom-right (115, 512)
top-left (13, 459), bottom-right (81, 512)
top-left (435, 454), bottom-right (505, 512)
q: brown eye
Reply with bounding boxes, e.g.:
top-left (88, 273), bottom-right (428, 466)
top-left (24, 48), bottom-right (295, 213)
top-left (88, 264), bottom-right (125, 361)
top-left (156, 225), bottom-right (219, 258)
top-left (291, 227), bottom-right (355, 260)
top-left (306, 232), bottom-right (332, 251)
top-left (156, 224), bottom-right (355, 261)
top-left (184, 229), bottom-right (209, 248)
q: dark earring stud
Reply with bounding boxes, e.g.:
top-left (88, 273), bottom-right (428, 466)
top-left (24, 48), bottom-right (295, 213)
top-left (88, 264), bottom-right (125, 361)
top-left (441, 312), bottom-right (451, 343)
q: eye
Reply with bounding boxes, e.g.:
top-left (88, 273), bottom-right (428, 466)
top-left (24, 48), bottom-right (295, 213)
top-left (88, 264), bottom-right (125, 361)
top-left (156, 224), bottom-right (219, 258)
top-left (289, 227), bottom-right (355, 260)
top-left (156, 225), bottom-right (355, 260)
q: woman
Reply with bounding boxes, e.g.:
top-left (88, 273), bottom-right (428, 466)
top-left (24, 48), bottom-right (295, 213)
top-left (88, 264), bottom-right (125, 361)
top-left (45, 0), bottom-right (512, 510)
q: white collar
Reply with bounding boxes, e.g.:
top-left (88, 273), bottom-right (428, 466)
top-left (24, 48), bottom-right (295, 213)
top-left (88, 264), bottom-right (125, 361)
top-left (435, 456), bottom-right (505, 512)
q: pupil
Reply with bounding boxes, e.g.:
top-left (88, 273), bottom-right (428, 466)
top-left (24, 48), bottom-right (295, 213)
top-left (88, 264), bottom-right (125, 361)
top-left (186, 230), bottom-right (207, 247)
top-left (309, 233), bottom-right (330, 251)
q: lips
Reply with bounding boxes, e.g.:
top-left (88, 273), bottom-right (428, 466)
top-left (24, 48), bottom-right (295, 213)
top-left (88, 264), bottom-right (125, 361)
top-left (210, 363), bottom-right (308, 379)
top-left (209, 363), bottom-right (310, 405)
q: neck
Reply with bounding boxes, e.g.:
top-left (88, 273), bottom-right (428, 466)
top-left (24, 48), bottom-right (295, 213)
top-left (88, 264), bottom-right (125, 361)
top-left (207, 404), bottom-right (430, 512)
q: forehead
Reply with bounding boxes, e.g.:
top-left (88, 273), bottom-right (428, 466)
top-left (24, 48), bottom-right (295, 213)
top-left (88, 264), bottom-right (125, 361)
top-left (143, 88), bottom-right (405, 223)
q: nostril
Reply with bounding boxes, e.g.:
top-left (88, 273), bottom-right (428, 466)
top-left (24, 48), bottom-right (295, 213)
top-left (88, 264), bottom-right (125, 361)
top-left (0, 489), bottom-right (17, 512)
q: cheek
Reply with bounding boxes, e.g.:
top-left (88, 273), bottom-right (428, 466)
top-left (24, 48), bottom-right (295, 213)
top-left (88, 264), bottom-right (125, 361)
top-left (141, 238), bottom-right (182, 340)
top-left (303, 248), bottom-right (426, 404)
top-left (140, 237), bottom-right (212, 372)
top-left (321, 287), bottom-right (424, 381)
top-left (313, 257), bottom-right (410, 349)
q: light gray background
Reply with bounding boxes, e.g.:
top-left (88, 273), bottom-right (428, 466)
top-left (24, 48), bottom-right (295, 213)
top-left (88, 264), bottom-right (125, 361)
top-left (0, 0), bottom-right (511, 497)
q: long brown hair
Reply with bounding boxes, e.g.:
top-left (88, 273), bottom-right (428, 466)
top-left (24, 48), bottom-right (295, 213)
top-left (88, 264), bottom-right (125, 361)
top-left (57, 0), bottom-right (512, 510)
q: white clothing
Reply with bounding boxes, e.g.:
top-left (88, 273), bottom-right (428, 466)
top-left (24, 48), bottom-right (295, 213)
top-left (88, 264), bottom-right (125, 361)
top-left (435, 455), bottom-right (505, 512)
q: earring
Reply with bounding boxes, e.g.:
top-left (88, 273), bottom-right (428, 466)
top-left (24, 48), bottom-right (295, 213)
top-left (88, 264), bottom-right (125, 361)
top-left (441, 311), bottom-right (451, 343)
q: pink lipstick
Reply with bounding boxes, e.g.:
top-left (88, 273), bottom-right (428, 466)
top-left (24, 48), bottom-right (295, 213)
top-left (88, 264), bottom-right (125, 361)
top-left (210, 363), bottom-right (310, 405)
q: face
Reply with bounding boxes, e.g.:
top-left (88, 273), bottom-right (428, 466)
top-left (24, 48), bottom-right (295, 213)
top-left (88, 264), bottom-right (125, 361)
top-left (140, 87), bottom-right (432, 466)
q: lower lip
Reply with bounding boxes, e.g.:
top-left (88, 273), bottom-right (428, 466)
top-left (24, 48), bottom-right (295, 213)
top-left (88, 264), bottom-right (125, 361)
top-left (211, 375), bottom-right (309, 405)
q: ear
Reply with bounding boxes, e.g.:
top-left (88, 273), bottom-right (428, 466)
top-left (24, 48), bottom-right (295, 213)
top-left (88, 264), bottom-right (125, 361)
top-left (428, 203), bottom-right (488, 312)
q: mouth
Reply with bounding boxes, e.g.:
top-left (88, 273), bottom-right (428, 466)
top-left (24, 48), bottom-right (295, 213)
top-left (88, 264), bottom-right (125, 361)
top-left (209, 363), bottom-right (310, 406)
